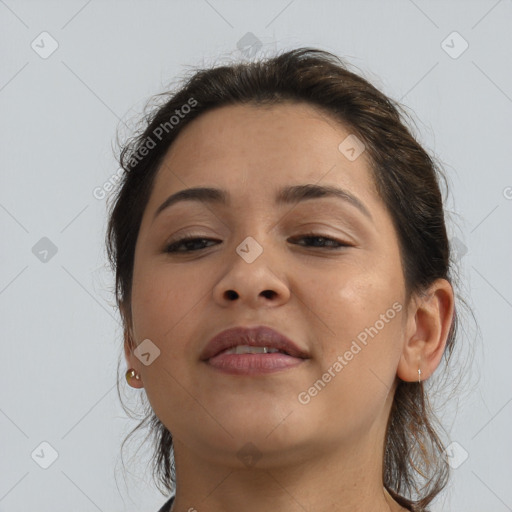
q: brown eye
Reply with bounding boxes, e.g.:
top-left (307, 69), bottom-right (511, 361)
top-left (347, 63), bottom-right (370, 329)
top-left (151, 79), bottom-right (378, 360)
top-left (289, 233), bottom-right (351, 249)
top-left (165, 237), bottom-right (220, 253)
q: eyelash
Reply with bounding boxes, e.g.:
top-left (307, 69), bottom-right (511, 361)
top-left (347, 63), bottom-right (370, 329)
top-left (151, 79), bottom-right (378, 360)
top-left (164, 232), bottom-right (352, 253)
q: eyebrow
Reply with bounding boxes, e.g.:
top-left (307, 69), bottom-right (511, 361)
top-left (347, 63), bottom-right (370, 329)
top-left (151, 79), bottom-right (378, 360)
top-left (152, 183), bottom-right (373, 222)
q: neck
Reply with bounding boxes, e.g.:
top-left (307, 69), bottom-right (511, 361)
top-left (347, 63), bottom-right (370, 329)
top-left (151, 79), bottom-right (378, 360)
top-left (169, 434), bottom-right (405, 512)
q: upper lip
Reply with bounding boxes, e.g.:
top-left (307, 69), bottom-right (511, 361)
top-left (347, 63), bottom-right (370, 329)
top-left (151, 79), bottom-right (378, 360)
top-left (200, 325), bottom-right (310, 361)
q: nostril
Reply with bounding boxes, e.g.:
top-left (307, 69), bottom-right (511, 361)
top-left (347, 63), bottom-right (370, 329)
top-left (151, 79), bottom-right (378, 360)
top-left (261, 290), bottom-right (276, 299)
top-left (225, 290), bottom-right (238, 300)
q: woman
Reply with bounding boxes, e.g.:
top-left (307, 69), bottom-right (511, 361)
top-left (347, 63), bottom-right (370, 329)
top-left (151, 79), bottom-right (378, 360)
top-left (107, 48), bottom-right (459, 511)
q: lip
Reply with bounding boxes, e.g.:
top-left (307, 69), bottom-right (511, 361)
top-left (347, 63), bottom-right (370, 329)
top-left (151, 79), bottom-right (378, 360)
top-left (206, 353), bottom-right (305, 375)
top-left (200, 325), bottom-right (310, 362)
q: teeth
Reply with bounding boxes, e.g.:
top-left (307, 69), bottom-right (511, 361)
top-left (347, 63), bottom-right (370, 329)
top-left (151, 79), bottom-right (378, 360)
top-left (222, 345), bottom-right (281, 355)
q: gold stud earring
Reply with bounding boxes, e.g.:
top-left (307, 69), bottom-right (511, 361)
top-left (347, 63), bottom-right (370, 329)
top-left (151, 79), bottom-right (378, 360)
top-left (126, 368), bottom-right (141, 384)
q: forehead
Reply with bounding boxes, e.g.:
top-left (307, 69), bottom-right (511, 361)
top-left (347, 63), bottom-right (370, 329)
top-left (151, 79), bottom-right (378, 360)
top-left (150, 102), bottom-right (377, 201)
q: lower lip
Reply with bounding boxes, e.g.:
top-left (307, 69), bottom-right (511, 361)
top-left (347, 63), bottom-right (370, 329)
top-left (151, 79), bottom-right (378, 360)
top-left (205, 353), bottom-right (305, 375)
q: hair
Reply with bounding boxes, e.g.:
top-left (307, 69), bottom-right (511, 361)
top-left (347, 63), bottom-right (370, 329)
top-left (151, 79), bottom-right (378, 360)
top-left (106, 47), bottom-right (472, 511)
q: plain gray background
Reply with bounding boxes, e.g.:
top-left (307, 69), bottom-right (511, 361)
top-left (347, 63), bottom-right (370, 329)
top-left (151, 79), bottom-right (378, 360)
top-left (1, 1), bottom-right (511, 511)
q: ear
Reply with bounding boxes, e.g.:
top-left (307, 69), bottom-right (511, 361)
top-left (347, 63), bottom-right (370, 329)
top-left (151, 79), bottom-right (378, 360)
top-left (397, 278), bottom-right (455, 382)
top-left (121, 301), bottom-right (144, 389)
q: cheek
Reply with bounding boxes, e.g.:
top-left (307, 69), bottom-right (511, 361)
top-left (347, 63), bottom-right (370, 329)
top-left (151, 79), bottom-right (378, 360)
top-left (303, 286), bottom-right (404, 436)
top-left (309, 264), bottom-right (404, 371)
top-left (130, 265), bottom-right (206, 416)
top-left (131, 262), bottom-right (206, 340)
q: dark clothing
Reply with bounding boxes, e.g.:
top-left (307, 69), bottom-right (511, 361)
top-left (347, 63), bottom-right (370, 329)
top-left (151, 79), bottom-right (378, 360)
top-left (157, 494), bottom-right (418, 511)
top-left (157, 495), bottom-right (174, 512)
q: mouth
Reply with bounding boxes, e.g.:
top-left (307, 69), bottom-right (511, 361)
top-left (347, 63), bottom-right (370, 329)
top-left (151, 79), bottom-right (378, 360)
top-left (206, 351), bottom-right (305, 374)
top-left (200, 325), bottom-right (310, 375)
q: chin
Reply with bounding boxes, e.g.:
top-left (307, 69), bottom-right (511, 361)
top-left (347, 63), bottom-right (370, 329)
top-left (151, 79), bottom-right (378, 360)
top-left (194, 431), bottom-right (313, 470)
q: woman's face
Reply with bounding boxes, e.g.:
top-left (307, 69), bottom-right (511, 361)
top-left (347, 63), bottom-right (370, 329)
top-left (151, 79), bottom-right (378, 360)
top-left (125, 102), bottom-right (413, 467)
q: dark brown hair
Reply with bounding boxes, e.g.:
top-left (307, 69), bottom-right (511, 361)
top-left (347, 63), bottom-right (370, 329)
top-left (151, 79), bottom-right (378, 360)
top-left (107, 47), bottom-right (469, 511)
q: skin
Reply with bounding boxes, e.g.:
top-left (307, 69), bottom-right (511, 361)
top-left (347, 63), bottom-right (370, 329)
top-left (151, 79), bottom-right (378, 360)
top-left (123, 102), bottom-right (455, 512)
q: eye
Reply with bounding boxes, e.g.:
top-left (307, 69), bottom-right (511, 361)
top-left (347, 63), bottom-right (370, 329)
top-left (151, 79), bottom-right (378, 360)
top-left (164, 233), bottom-right (352, 254)
top-left (165, 236), bottom-right (221, 253)
top-left (288, 233), bottom-right (352, 249)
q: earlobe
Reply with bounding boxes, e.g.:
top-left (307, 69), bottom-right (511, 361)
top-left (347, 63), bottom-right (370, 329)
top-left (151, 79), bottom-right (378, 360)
top-left (123, 324), bottom-right (144, 389)
top-left (397, 278), bottom-right (455, 382)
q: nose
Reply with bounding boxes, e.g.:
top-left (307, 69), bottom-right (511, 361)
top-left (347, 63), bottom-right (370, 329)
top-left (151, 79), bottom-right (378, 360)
top-left (212, 240), bottom-right (291, 308)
